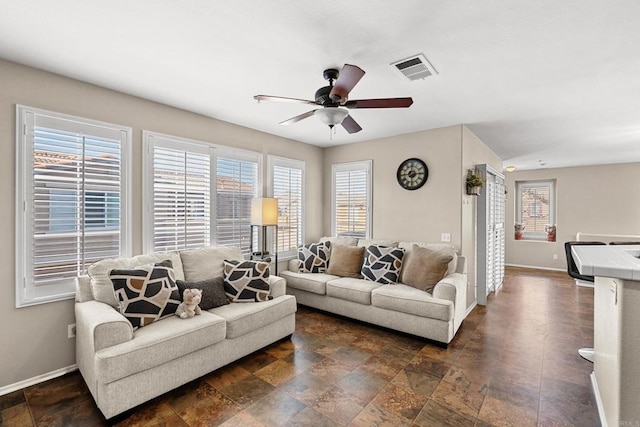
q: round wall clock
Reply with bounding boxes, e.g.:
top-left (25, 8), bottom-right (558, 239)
top-left (397, 158), bottom-right (428, 190)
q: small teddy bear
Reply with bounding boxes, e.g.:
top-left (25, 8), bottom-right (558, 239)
top-left (176, 288), bottom-right (203, 319)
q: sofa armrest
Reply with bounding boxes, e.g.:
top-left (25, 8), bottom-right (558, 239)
top-left (269, 275), bottom-right (286, 298)
top-left (433, 272), bottom-right (467, 331)
top-left (287, 259), bottom-right (302, 272)
top-left (75, 300), bottom-right (134, 353)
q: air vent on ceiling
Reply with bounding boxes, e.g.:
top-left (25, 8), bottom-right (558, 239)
top-left (391, 53), bottom-right (438, 81)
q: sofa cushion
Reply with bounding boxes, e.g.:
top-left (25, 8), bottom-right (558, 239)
top-left (88, 251), bottom-right (184, 307)
top-left (95, 311), bottom-right (226, 383)
top-left (398, 242), bottom-right (458, 276)
top-left (320, 236), bottom-right (358, 247)
top-left (280, 271), bottom-right (338, 295)
top-left (357, 239), bottom-right (399, 248)
top-left (326, 245), bottom-right (365, 278)
top-left (109, 262), bottom-right (181, 329)
top-left (400, 246), bottom-right (453, 292)
top-left (176, 277), bottom-right (229, 310)
top-left (211, 295), bottom-right (297, 339)
top-left (326, 277), bottom-right (381, 305)
top-left (361, 246), bottom-right (405, 284)
top-left (223, 260), bottom-right (272, 302)
top-left (298, 242), bottom-right (331, 273)
top-left (371, 284), bottom-right (453, 322)
top-left (180, 246), bottom-right (244, 282)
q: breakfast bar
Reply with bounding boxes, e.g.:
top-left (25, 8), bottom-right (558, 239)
top-left (572, 245), bottom-right (640, 427)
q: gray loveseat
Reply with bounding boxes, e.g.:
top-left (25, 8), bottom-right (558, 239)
top-left (280, 238), bottom-right (467, 345)
top-left (74, 246), bottom-right (296, 419)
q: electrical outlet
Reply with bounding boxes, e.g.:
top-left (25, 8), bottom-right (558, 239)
top-left (68, 323), bottom-right (76, 339)
top-left (441, 233), bottom-right (451, 243)
top-left (553, 254), bottom-right (558, 260)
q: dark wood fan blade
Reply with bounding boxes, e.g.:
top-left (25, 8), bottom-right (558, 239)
top-left (329, 64), bottom-right (365, 102)
top-left (344, 97), bottom-right (413, 109)
top-left (254, 95), bottom-right (318, 105)
top-left (279, 110), bottom-right (317, 125)
top-left (341, 114), bottom-right (362, 134)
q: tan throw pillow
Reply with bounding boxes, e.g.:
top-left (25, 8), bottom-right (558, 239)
top-left (326, 245), bottom-right (366, 278)
top-left (401, 245), bottom-right (454, 292)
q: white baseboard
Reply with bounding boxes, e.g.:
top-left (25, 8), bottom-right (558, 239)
top-left (505, 263), bottom-right (566, 272)
top-left (590, 371), bottom-right (608, 427)
top-left (465, 301), bottom-right (477, 317)
top-left (575, 279), bottom-right (595, 288)
top-left (0, 364), bottom-right (77, 397)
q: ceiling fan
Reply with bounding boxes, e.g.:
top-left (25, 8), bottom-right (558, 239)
top-left (254, 64), bottom-right (413, 134)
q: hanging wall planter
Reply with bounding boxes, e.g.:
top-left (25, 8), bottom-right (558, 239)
top-left (466, 169), bottom-right (485, 196)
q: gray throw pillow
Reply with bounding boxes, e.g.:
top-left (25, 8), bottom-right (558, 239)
top-left (176, 277), bottom-right (229, 310)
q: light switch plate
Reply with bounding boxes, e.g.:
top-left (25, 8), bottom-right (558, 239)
top-left (441, 233), bottom-right (451, 243)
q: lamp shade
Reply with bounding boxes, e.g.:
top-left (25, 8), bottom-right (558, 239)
top-left (251, 197), bottom-right (278, 226)
top-left (315, 107), bottom-right (349, 126)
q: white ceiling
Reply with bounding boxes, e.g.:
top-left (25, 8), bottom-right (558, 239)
top-left (1, 1), bottom-right (640, 171)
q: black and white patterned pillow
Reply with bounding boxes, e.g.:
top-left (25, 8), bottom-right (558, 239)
top-left (361, 246), bottom-right (405, 284)
top-left (109, 261), bottom-right (180, 329)
top-left (223, 260), bottom-right (272, 302)
top-left (298, 242), bottom-right (331, 273)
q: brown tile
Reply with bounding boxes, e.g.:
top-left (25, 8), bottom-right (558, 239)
top-left (254, 359), bottom-right (299, 386)
top-left (409, 353), bottom-right (453, 379)
top-left (413, 399), bottom-right (475, 427)
top-left (1, 402), bottom-right (34, 427)
top-left (166, 380), bottom-right (221, 413)
top-left (36, 396), bottom-right (106, 427)
top-left (359, 355), bottom-right (405, 380)
top-left (0, 390), bottom-right (26, 411)
top-left (349, 334), bottom-right (393, 354)
top-left (391, 364), bottom-right (441, 397)
top-left (23, 373), bottom-right (91, 423)
top-left (279, 372), bottom-right (332, 405)
top-left (264, 338), bottom-right (296, 359)
top-left (287, 406), bottom-right (342, 427)
top-left (173, 388), bottom-right (241, 427)
top-left (246, 390), bottom-right (306, 425)
top-left (337, 368), bottom-right (389, 402)
top-left (431, 370), bottom-right (488, 419)
top-left (310, 386), bottom-right (364, 425)
top-left (235, 351), bottom-right (279, 373)
top-left (217, 375), bottom-right (275, 408)
top-left (218, 410), bottom-right (265, 427)
top-left (348, 402), bottom-right (412, 427)
top-left (204, 364), bottom-right (252, 390)
top-left (114, 400), bottom-right (182, 426)
top-left (308, 357), bottom-right (355, 383)
top-left (477, 394), bottom-right (537, 427)
top-left (372, 382), bottom-right (428, 421)
top-left (325, 346), bottom-right (371, 368)
top-left (282, 349), bottom-right (327, 371)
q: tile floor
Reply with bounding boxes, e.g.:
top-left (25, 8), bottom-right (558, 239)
top-left (0, 267), bottom-right (600, 426)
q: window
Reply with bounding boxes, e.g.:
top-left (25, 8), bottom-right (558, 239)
top-left (16, 106), bottom-right (131, 307)
top-left (143, 133), bottom-right (261, 256)
top-left (268, 156), bottom-right (304, 257)
top-left (515, 180), bottom-right (556, 240)
top-left (143, 132), bottom-right (212, 253)
top-left (215, 149), bottom-right (261, 255)
top-left (332, 160), bottom-right (372, 239)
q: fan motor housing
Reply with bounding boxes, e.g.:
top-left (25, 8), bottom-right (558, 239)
top-left (314, 86), bottom-right (334, 105)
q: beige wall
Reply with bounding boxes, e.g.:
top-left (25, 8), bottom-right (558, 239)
top-left (0, 59), bottom-right (324, 389)
top-left (323, 125), bottom-right (502, 309)
top-left (505, 163), bottom-right (640, 270)
top-left (461, 127), bottom-right (503, 306)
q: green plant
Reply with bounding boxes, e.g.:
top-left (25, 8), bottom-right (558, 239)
top-left (466, 170), bottom-right (485, 187)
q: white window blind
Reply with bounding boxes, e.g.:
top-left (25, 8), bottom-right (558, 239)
top-left (516, 180), bottom-right (556, 239)
top-left (16, 106), bottom-right (130, 307)
top-left (268, 156), bottom-right (304, 256)
top-left (332, 160), bottom-right (372, 239)
top-left (147, 137), bottom-right (211, 252)
top-left (215, 151), bottom-right (260, 255)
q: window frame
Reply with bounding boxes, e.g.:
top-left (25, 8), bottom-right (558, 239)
top-left (331, 160), bottom-right (372, 239)
top-left (515, 179), bottom-right (556, 241)
top-left (267, 155), bottom-right (305, 259)
top-left (142, 132), bottom-right (263, 255)
top-left (15, 105), bottom-right (132, 307)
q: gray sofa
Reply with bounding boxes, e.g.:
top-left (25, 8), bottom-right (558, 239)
top-left (280, 238), bottom-right (467, 345)
top-left (74, 246), bottom-right (296, 419)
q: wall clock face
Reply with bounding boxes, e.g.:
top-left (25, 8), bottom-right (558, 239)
top-left (397, 158), bottom-right (428, 190)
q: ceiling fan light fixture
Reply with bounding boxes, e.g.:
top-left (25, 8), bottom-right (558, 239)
top-left (315, 107), bottom-right (349, 126)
